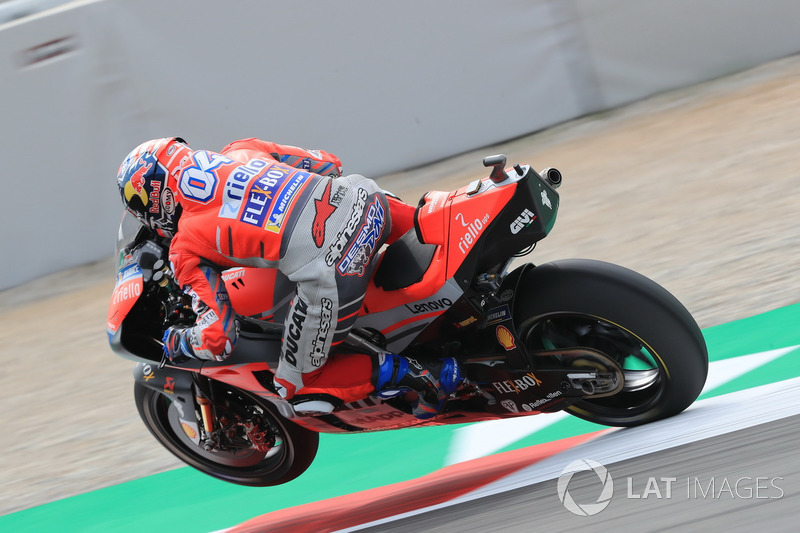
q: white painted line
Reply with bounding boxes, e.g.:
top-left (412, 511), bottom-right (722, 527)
top-left (444, 412), bottom-right (569, 465)
top-left (700, 345), bottom-right (798, 394)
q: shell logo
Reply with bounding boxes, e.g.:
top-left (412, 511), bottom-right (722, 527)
top-left (496, 325), bottom-right (516, 351)
top-left (181, 422), bottom-right (197, 439)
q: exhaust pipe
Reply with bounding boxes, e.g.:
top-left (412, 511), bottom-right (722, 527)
top-left (541, 167), bottom-right (562, 189)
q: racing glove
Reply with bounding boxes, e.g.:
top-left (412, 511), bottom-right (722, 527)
top-left (162, 326), bottom-right (195, 363)
top-left (270, 148), bottom-right (342, 177)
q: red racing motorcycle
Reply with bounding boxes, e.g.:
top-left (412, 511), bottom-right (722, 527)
top-left (107, 155), bottom-right (708, 486)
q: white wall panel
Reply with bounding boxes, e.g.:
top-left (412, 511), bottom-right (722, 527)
top-left (573, 0), bottom-right (800, 108)
top-left (0, 0), bottom-right (124, 288)
top-left (1, 0), bottom-right (798, 289)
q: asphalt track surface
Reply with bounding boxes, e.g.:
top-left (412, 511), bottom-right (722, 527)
top-left (355, 416), bottom-right (800, 533)
top-left (2, 54), bottom-right (800, 531)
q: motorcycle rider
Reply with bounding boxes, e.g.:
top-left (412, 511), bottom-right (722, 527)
top-left (116, 137), bottom-right (465, 418)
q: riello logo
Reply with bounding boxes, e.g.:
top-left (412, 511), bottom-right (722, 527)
top-left (456, 213), bottom-right (491, 254)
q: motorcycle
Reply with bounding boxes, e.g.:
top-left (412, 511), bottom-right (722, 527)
top-left (107, 154), bottom-right (708, 486)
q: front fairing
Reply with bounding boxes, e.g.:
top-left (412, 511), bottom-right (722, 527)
top-left (106, 259), bottom-right (145, 342)
top-left (107, 214), bottom-right (154, 343)
top-left (107, 213), bottom-right (177, 363)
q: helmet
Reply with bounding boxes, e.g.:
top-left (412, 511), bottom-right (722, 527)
top-left (117, 137), bottom-right (191, 237)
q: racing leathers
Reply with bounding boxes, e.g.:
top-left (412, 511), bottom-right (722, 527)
top-left (165, 138), bottom-right (400, 402)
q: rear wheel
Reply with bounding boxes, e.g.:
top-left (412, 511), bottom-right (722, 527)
top-left (135, 381), bottom-right (318, 486)
top-left (514, 259), bottom-right (708, 427)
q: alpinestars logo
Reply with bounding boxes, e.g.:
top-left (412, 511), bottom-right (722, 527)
top-left (312, 180), bottom-right (337, 247)
top-left (310, 298), bottom-right (333, 367)
top-left (326, 189), bottom-right (368, 266)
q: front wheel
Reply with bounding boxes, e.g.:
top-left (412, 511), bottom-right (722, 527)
top-left (514, 259), bottom-right (708, 427)
top-left (134, 381), bottom-right (319, 486)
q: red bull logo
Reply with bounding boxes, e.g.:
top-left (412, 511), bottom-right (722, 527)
top-left (124, 160), bottom-right (153, 206)
top-left (130, 161), bottom-right (149, 192)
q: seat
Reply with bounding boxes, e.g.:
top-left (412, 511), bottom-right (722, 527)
top-left (373, 229), bottom-right (437, 291)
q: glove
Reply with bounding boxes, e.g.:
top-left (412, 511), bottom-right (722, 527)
top-left (162, 326), bottom-right (194, 363)
top-left (270, 150), bottom-right (342, 177)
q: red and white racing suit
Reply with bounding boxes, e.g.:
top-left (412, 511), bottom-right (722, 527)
top-left (169, 139), bottom-right (415, 403)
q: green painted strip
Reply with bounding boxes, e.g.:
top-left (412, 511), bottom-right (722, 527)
top-left (0, 424), bottom-right (461, 533)
top-left (5, 302), bottom-right (800, 532)
top-left (702, 302), bottom-right (800, 361)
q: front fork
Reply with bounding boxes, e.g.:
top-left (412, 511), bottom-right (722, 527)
top-left (135, 363), bottom-right (218, 445)
top-left (192, 375), bottom-right (216, 436)
top-left (135, 362), bottom-right (277, 451)
top-left (191, 373), bottom-right (276, 453)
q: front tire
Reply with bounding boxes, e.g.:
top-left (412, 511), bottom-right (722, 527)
top-left (134, 381), bottom-right (319, 486)
top-left (514, 259), bottom-right (708, 427)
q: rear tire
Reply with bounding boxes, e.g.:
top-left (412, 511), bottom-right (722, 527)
top-left (134, 381), bottom-right (319, 486)
top-left (514, 259), bottom-right (708, 427)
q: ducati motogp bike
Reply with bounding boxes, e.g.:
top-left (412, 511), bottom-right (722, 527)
top-left (107, 154), bottom-right (708, 486)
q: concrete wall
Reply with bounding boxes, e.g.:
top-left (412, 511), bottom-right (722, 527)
top-left (2, 0), bottom-right (799, 290)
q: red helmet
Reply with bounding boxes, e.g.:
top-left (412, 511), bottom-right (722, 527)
top-left (117, 137), bottom-right (191, 237)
